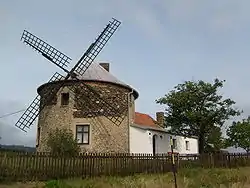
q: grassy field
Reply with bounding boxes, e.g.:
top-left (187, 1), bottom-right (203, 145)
top-left (1, 167), bottom-right (250, 188)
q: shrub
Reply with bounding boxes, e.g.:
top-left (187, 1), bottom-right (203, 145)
top-left (46, 128), bottom-right (80, 156)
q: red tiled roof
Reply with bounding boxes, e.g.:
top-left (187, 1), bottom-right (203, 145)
top-left (134, 112), bottom-right (159, 127)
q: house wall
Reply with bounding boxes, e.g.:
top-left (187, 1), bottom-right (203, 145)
top-left (129, 126), bottom-right (151, 154)
top-left (170, 135), bottom-right (199, 154)
top-left (37, 81), bottom-right (135, 153)
top-left (148, 129), bottom-right (171, 154)
top-left (129, 126), bottom-right (199, 155)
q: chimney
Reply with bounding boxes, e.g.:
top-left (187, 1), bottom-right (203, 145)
top-left (99, 63), bottom-right (109, 72)
top-left (156, 112), bottom-right (164, 127)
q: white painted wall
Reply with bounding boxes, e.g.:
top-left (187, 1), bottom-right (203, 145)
top-left (129, 126), bottom-right (152, 154)
top-left (170, 135), bottom-right (199, 155)
top-left (147, 129), bottom-right (171, 154)
top-left (129, 126), bottom-right (199, 155)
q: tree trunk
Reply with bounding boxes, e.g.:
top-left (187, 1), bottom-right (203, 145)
top-left (198, 135), bottom-right (205, 154)
top-left (198, 124), bottom-right (206, 154)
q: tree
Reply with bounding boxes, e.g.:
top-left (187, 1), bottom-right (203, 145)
top-left (156, 78), bottom-right (241, 153)
top-left (46, 127), bottom-right (80, 156)
top-left (204, 126), bottom-right (225, 152)
top-left (226, 117), bottom-right (250, 153)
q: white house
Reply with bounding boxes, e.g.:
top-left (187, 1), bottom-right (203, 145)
top-left (129, 112), bottom-right (199, 155)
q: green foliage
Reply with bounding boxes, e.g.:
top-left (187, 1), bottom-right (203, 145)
top-left (46, 127), bottom-right (80, 156)
top-left (1, 168), bottom-right (250, 188)
top-left (156, 78), bottom-right (241, 153)
top-left (45, 180), bottom-right (61, 188)
top-left (226, 117), bottom-right (250, 153)
top-left (45, 180), bottom-right (73, 188)
top-left (40, 168), bottom-right (250, 188)
top-left (205, 126), bottom-right (225, 152)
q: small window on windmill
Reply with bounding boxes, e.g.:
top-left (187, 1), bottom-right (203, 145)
top-left (61, 93), bottom-right (69, 106)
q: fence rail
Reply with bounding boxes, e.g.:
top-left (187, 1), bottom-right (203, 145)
top-left (1, 152), bottom-right (250, 181)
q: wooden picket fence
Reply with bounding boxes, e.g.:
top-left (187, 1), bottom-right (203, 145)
top-left (1, 151), bottom-right (250, 181)
top-left (178, 153), bottom-right (250, 169)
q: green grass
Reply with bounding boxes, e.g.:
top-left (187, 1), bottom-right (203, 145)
top-left (1, 167), bottom-right (250, 188)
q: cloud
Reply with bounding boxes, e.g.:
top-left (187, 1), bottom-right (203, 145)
top-left (0, 120), bottom-right (36, 146)
top-left (0, 100), bottom-right (36, 146)
top-left (0, 4), bottom-right (8, 22)
top-left (159, 1), bottom-right (250, 34)
top-left (122, 1), bottom-right (165, 38)
top-left (65, 0), bottom-right (166, 39)
top-left (162, 0), bottom-right (202, 21)
top-left (208, 2), bottom-right (250, 33)
top-left (89, 0), bottom-right (166, 39)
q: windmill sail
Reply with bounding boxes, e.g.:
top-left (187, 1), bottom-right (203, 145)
top-left (70, 82), bottom-right (127, 126)
top-left (72, 18), bottom-right (121, 76)
top-left (15, 72), bottom-right (65, 132)
top-left (21, 30), bottom-right (72, 70)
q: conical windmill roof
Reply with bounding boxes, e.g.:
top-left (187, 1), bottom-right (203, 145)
top-left (77, 62), bottom-right (127, 86)
top-left (38, 62), bottom-right (139, 99)
top-left (75, 62), bottom-right (139, 99)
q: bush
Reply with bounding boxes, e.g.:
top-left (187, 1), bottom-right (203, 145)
top-left (46, 128), bottom-right (80, 156)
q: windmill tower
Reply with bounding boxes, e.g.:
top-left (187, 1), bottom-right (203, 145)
top-left (15, 18), bottom-right (138, 153)
top-left (37, 62), bottom-right (138, 153)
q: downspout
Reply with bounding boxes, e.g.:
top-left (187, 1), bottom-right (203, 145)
top-left (127, 89), bottom-right (134, 153)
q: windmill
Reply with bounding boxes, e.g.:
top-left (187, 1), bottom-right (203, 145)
top-left (15, 18), bottom-right (128, 133)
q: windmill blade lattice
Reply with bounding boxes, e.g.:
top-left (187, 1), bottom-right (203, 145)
top-left (21, 30), bottom-right (72, 70)
top-left (15, 72), bottom-right (65, 132)
top-left (72, 18), bottom-right (121, 76)
top-left (70, 82), bottom-right (127, 126)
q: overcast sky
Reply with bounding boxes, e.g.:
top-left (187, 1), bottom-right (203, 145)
top-left (1, 0), bottom-right (250, 147)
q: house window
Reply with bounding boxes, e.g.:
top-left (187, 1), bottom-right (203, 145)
top-left (172, 138), bottom-right (177, 149)
top-left (61, 93), bottom-right (69, 105)
top-left (185, 140), bottom-right (190, 150)
top-left (76, 125), bottom-right (90, 144)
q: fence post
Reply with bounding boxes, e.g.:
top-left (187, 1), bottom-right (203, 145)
top-left (177, 153), bottom-right (180, 169)
top-left (228, 153), bottom-right (231, 168)
top-left (170, 136), bottom-right (178, 188)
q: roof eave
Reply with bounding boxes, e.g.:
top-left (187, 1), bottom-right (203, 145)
top-left (131, 124), bottom-right (198, 139)
top-left (131, 124), bottom-right (166, 133)
top-left (37, 79), bottom-right (139, 99)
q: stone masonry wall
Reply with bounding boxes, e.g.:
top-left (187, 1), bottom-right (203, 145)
top-left (73, 81), bottom-right (128, 118)
top-left (36, 86), bottom-right (74, 152)
top-left (36, 80), bottom-right (134, 153)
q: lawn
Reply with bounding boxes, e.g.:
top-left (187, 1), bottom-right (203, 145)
top-left (1, 167), bottom-right (250, 188)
